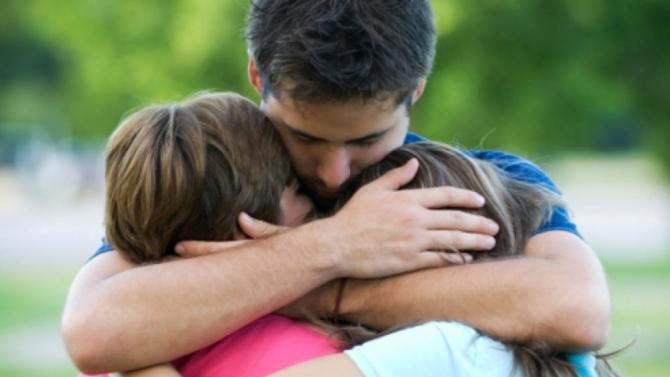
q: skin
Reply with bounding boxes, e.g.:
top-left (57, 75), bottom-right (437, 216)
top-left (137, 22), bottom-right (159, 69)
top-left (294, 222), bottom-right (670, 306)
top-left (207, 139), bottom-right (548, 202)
top-left (279, 178), bottom-right (315, 227)
top-left (118, 186), bottom-right (316, 377)
top-left (60, 58), bottom-right (610, 374)
top-left (62, 153), bottom-right (490, 374)
top-left (270, 354), bottom-right (362, 377)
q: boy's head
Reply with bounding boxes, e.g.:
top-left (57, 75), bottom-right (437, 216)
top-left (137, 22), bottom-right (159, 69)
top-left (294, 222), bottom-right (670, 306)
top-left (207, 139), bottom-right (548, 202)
top-left (104, 92), bottom-right (310, 263)
top-left (245, 0), bottom-right (436, 206)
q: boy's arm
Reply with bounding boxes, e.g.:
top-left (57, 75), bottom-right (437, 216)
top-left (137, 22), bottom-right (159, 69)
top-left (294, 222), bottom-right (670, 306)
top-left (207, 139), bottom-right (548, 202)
top-left (288, 231), bottom-right (610, 350)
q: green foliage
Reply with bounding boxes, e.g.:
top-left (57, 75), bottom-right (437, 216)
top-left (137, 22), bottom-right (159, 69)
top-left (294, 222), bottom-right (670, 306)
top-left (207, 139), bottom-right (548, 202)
top-left (2, 0), bottom-right (254, 139)
top-left (415, 0), bottom-right (669, 163)
top-left (1, 0), bottom-right (669, 174)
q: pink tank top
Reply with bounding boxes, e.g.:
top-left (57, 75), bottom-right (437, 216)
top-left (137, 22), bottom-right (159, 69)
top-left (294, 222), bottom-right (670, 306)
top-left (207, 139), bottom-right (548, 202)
top-left (80, 314), bottom-right (340, 377)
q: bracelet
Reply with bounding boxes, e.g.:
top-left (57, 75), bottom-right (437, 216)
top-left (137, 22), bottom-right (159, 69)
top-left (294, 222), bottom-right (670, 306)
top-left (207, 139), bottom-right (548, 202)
top-left (332, 278), bottom-right (347, 318)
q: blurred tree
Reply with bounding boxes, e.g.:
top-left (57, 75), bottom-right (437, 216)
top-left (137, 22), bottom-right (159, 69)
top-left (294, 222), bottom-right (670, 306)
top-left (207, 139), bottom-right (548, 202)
top-left (18, 0), bottom-right (253, 138)
top-left (0, 0), bottom-right (67, 162)
top-left (1, 0), bottom-right (669, 174)
top-left (415, 0), bottom-right (669, 175)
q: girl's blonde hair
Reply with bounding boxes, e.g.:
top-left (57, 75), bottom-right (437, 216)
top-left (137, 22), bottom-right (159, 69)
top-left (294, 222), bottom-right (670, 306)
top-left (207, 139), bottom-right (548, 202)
top-left (333, 141), bottom-right (623, 377)
top-left (340, 141), bottom-right (563, 259)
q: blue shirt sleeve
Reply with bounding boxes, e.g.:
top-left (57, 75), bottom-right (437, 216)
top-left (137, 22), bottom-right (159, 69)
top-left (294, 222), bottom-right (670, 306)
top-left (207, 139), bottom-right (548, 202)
top-left (404, 133), bottom-right (580, 237)
top-left (403, 132), bottom-right (426, 144)
top-left (467, 149), bottom-right (581, 238)
top-left (88, 238), bottom-right (114, 262)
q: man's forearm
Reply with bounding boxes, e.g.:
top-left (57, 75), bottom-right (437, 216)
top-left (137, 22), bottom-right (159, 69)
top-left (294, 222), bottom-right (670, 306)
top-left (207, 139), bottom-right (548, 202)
top-left (338, 232), bottom-right (610, 350)
top-left (62, 225), bottom-right (336, 374)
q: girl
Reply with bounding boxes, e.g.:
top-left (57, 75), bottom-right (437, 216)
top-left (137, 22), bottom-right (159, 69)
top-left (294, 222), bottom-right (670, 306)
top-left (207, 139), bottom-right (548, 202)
top-left (270, 142), bottom-right (621, 377)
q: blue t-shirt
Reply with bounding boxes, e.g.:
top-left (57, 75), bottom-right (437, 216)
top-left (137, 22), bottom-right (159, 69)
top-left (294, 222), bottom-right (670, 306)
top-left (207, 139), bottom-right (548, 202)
top-left (92, 133), bottom-right (578, 258)
top-left (403, 132), bottom-right (579, 237)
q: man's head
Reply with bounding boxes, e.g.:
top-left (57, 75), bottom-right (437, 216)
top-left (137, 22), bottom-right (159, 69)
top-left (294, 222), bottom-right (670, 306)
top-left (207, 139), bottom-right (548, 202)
top-left (246, 0), bottom-right (436, 206)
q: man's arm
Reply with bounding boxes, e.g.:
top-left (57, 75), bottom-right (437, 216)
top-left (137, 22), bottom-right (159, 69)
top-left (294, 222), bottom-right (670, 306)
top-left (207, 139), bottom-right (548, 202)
top-left (292, 231), bottom-right (610, 350)
top-left (62, 160), bottom-right (495, 374)
top-left (62, 224), bottom-right (337, 374)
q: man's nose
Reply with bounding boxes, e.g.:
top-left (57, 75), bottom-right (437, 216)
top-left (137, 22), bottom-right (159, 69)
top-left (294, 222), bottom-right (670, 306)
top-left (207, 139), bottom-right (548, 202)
top-left (317, 148), bottom-right (351, 190)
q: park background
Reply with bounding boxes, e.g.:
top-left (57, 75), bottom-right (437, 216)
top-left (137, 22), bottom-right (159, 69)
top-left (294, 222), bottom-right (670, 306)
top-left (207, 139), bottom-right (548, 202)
top-left (0, 0), bottom-right (668, 375)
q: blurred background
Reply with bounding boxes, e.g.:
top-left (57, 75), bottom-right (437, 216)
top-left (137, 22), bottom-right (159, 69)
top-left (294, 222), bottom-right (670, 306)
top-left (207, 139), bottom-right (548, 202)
top-left (1, 0), bottom-right (668, 375)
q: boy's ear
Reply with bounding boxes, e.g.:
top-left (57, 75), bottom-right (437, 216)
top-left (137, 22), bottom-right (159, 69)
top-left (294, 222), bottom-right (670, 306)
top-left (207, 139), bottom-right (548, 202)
top-left (248, 58), bottom-right (264, 95)
top-left (411, 79), bottom-right (427, 105)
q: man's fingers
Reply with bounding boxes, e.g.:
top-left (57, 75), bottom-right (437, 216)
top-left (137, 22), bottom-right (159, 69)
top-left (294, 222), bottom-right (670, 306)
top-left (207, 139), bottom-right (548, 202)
top-left (362, 158), bottom-right (419, 191)
top-left (410, 250), bottom-right (472, 270)
top-left (435, 251), bottom-right (474, 265)
top-left (405, 186), bottom-right (486, 209)
top-left (424, 210), bottom-right (499, 235)
top-left (427, 230), bottom-right (496, 251)
top-left (175, 240), bottom-right (246, 257)
top-left (238, 212), bottom-right (289, 239)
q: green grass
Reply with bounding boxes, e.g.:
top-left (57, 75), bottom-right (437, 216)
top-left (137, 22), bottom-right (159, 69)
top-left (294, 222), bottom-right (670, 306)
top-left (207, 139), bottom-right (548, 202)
top-left (0, 366), bottom-right (76, 377)
top-left (602, 259), bottom-right (670, 377)
top-left (0, 258), bottom-right (668, 376)
top-left (0, 271), bottom-right (73, 331)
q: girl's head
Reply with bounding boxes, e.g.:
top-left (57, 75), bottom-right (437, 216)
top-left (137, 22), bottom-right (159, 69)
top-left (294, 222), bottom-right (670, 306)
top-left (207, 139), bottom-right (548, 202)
top-left (339, 142), bottom-right (563, 258)
top-left (105, 92), bottom-right (312, 264)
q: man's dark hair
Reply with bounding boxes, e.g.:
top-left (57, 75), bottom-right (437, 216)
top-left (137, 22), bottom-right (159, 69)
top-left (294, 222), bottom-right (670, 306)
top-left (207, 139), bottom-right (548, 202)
top-left (246, 0), bottom-right (436, 106)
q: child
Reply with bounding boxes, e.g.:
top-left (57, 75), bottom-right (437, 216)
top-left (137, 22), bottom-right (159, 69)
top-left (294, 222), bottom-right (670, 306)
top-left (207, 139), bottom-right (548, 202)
top-left (270, 142), bottom-right (621, 377)
top-left (87, 92), bottom-right (339, 377)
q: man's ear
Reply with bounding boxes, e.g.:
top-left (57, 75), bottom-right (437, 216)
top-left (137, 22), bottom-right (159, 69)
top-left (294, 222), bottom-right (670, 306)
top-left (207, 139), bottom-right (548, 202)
top-left (247, 57), bottom-right (264, 95)
top-left (411, 79), bottom-right (427, 105)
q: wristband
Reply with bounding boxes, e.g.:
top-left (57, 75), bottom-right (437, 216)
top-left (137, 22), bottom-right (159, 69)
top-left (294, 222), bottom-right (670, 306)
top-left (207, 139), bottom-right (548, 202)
top-left (332, 278), bottom-right (347, 318)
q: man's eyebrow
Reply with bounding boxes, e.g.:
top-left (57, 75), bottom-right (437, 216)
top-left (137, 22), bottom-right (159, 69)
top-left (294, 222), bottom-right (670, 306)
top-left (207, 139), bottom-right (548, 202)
top-left (288, 126), bottom-right (326, 142)
top-left (280, 120), bottom-right (394, 144)
top-left (346, 128), bottom-right (392, 144)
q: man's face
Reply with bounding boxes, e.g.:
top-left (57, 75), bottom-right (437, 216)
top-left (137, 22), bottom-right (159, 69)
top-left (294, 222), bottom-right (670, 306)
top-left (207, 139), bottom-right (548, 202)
top-left (261, 94), bottom-right (410, 205)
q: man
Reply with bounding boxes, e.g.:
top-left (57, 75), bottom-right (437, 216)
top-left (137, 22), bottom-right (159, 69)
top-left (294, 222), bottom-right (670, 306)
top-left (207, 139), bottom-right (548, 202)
top-left (62, 0), bottom-right (610, 374)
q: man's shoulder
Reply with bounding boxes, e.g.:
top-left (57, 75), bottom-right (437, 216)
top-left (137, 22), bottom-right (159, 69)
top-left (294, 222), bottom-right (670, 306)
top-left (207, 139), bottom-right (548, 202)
top-left (404, 134), bottom-right (579, 236)
top-left (403, 132), bottom-right (426, 144)
top-left (465, 149), bottom-right (558, 190)
top-left (404, 134), bottom-right (556, 190)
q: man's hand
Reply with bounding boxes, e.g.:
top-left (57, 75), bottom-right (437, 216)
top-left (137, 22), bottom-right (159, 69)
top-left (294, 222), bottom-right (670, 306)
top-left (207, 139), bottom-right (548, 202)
top-left (175, 212), bottom-right (288, 257)
top-left (319, 158), bottom-right (498, 278)
top-left (178, 159), bottom-right (483, 278)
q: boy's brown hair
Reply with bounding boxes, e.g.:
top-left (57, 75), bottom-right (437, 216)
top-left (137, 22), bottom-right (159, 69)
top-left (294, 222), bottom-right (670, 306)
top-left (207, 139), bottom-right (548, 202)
top-left (104, 92), bottom-right (291, 264)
